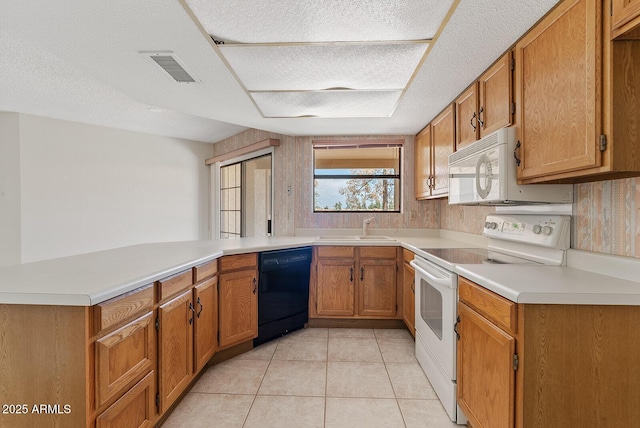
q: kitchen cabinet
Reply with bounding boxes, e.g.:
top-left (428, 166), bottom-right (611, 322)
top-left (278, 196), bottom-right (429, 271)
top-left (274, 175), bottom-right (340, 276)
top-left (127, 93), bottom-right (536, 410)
top-left (95, 372), bottom-right (155, 428)
top-left (401, 249), bottom-right (415, 337)
top-left (157, 288), bottom-right (194, 413)
top-left (514, 0), bottom-right (640, 183)
top-left (455, 52), bottom-right (513, 151)
top-left (218, 253), bottom-right (258, 349)
top-left (193, 276), bottom-right (218, 372)
top-left (457, 276), bottom-right (640, 427)
top-left (430, 104), bottom-right (455, 197)
top-left (611, 0), bottom-right (640, 38)
top-left (312, 246), bottom-right (398, 319)
top-left (415, 104), bottom-right (454, 199)
top-left (414, 124), bottom-right (432, 200)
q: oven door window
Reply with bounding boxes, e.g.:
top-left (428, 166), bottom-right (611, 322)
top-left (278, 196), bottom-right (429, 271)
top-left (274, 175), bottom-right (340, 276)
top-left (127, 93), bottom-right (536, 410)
top-left (420, 278), bottom-right (443, 340)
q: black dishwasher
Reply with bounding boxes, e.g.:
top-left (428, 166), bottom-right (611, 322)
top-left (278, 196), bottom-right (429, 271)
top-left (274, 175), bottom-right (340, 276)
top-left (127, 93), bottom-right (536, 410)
top-left (254, 246), bottom-right (312, 346)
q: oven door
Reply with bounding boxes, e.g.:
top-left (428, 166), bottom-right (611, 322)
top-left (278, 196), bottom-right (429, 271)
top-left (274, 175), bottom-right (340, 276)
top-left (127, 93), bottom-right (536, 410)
top-left (411, 257), bottom-right (457, 381)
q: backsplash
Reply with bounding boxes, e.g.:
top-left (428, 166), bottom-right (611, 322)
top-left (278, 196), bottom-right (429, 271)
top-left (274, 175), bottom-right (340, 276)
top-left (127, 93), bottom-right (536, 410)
top-left (212, 129), bottom-right (640, 260)
top-left (573, 178), bottom-right (639, 258)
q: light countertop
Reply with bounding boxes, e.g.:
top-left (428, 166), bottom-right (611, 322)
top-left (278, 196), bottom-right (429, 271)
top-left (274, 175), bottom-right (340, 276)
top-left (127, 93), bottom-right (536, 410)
top-left (0, 233), bottom-right (475, 306)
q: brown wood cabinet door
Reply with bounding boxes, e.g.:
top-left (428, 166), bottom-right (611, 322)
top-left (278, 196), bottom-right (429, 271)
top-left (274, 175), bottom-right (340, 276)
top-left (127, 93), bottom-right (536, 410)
top-left (515, 0), bottom-right (602, 181)
top-left (218, 269), bottom-right (258, 349)
top-left (431, 104), bottom-right (455, 197)
top-left (414, 124), bottom-right (432, 199)
top-left (194, 276), bottom-right (217, 372)
top-left (96, 372), bottom-right (155, 428)
top-left (158, 289), bottom-right (194, 413)
top-left (95, 312), bottom-right (155, 408)
top-left (479, 52), bottom-right (513, 138)
top-left (612, 0), bottom-right (640, 33)
top-left (457, 302), bottom-right (515, 428)
top-left (358, 258), bottom-right (397, 318)
top-left (402, 262), bottom-right (415, 336)
top-left (316, 258), bottom-right (356, 317)
top-left (455, 83), bottom-right (479, 149)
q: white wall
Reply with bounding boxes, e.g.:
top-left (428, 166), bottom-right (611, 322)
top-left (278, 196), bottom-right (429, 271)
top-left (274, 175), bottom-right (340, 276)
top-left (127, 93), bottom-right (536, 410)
top-left (0, 113), bottom-right (22, 267)
top-left (16, 114), bottom-right (213, 263)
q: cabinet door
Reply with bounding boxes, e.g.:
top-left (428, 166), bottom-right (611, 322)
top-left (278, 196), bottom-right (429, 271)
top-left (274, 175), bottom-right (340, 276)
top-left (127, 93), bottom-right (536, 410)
top-left (402, 262), bottom-right (415, 336)
top-left (218, 269), bottom-right (258, 349)
top-left (358, 258), bottom-right (397, 318)
top-left (455, 83), bottom-right (479, 149)
top-left (158, 289), bottom-right (194, 413)
top-left (457, 302), bottom-right (515, 428)
top-left (194, 276), bottom-right (217, 372)
top-left (414, 124), bottom-right (432, 200)
top-left (515, 0), bottom-right (602, 181)
top-left (612, 0), bottom-right (640, 33)
top-left (96, 372), bottom-right (155, 428)
top-left (95, 312), bottom-right (155, 408)
top-left (479, 52), bottom-right (513, 137)
top-left (431, 104), bottom-right (455, 197)
top-left (316, 258), bottom-right (356, 317)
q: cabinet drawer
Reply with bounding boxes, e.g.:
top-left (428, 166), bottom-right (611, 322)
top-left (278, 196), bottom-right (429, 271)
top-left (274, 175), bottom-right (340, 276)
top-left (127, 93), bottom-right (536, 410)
top-left (94, 284), bottom-right (154, 334)
top-left (96, 371), bottom-right (155, 428)
top-left (219, 253), bottom-right (257, 272)
top-left (458, 277), bottom-right (517, 334)
top-left (402, 249), bottom-right (415, 263)
top-left (157, 269), bottom-right (193, 301)
top-left (317, 246), bottom-right (355, 258)
top-left (358, 246), bottom-right (397, 259)
top-left (193, 259), bottom-right (218, 283)
top-left (95, 312), bottom-right (155, 408)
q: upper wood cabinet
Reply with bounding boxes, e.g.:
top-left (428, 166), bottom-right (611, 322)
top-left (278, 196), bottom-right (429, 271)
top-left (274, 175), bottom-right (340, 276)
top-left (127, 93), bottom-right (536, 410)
top-left (431, 104), bottom-right (455, 198)
top-left (612, 0), bottom-right (640, 37)
top-left (455, 52), bottom-right (513, 150)
top-left (414, 124), bottom-right (432, 200)
top-left (513, 0), bottom-right (640, 183)
top-left (218, 254), bottom-right (258, 349)
top-left (514, 0), bottom-right (602, 182)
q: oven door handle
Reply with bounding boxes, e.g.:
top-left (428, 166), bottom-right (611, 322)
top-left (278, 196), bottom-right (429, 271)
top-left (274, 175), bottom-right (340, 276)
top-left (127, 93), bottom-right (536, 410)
top-left (410, 260), bottom-right (454, 289)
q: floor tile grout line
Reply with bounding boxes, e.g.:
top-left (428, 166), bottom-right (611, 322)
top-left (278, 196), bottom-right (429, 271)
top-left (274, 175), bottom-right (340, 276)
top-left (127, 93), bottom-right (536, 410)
top-left (240, 341), bottom-right (276, 428)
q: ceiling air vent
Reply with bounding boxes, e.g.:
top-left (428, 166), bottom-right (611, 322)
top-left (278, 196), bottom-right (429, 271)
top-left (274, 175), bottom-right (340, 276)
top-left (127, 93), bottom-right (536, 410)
top-left (141, 51), bottom-right (199, 83)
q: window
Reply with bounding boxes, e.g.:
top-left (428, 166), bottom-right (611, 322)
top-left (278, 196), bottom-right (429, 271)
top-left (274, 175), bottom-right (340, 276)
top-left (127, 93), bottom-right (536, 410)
top-left (313, 140), bottom-right (402, 212)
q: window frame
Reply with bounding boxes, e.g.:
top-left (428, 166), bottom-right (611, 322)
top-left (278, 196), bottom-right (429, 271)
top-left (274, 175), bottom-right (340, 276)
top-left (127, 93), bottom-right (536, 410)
top-left (312, 140), bottom-right (403, 213)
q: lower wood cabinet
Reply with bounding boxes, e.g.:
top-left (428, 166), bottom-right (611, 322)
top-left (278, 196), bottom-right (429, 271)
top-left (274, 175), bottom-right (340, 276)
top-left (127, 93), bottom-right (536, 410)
top-left (312, 246), bottom-right (398, 319)
top-left (458, 276), bottom-right (640, 427)
top-left (158, 289), bottom-right (194, 413)
top-left (193, 276), bottom-right (218, 372)
top-left (95, 311), bottom-right (155, 408)
top-left (401, 250), bottom-right (415, 336)
top-left (96, 371), bottom-right (155, 428)
top-left (218, 254), bottom-right (258, 349)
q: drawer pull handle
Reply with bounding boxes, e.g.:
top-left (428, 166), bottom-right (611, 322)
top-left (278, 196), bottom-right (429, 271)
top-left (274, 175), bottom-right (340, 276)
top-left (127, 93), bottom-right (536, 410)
top-left (478, 106), bottom-right (485, 129)
top-left (411, 279), bottom-right (415, 293)
top-left (454, 315), bottom-right (461, 340)
top-left (253, 278), bottom-right (257, 294)
top-left (350, 267), bottom-right (354, 282)
top-left (196, 297), bottom-right (203, 318)
top-left (470, 112), bottom-right (477, 131)
top-left (189, 302), bottom-right (195, 325)
top-left (514, 141), bottom-right (522, 167)
top-left (360, 266), bottom-right (364, 281)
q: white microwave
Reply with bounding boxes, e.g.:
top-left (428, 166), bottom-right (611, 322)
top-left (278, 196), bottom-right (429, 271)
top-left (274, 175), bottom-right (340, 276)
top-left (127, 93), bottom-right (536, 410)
top-left (448, 127), bottom-right (573, 205)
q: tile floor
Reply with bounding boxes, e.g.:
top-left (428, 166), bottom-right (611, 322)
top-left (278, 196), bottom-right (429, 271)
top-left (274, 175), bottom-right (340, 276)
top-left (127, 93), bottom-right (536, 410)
top-left (162, 327), bottom-right (461, 428)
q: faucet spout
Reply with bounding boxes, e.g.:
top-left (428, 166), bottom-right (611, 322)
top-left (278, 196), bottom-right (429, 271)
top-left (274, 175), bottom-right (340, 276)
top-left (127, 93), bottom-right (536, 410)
top-left (362, 217), bottom-right (375, 236)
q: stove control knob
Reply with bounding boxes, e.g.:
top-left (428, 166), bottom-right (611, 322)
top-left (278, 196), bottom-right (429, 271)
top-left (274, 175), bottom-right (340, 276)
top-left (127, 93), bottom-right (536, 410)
top-left (542, 225), bottom-right (553, 235)
top-left (533, 225), bottom-right (542, 234)
top-left (484, 221), bottom-right (491, 229)
top-left (491, 222), bottom-right (498, 229)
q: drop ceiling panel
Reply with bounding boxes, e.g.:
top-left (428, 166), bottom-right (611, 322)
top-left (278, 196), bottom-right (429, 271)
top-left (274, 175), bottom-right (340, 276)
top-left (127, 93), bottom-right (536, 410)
top-left (252, 90), bottom-right (402, 118)
top-left (219, 42), bottom-right (429, 91)
top-left (184, 0), bottom-right (454, 43)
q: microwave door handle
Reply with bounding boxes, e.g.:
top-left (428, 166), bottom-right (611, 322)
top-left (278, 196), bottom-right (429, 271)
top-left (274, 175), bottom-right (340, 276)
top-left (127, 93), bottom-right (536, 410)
top-left (410, 261), bottom-right (453, 289)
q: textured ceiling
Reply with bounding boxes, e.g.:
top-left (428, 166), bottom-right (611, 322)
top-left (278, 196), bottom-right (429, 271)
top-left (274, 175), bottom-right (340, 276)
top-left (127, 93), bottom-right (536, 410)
top-left (0, 0), bottom-right (560, 143)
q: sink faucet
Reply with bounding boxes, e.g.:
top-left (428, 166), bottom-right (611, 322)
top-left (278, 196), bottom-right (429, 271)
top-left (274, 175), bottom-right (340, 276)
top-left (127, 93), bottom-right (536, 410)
top-left (362, 217), bottom-right (375, 236)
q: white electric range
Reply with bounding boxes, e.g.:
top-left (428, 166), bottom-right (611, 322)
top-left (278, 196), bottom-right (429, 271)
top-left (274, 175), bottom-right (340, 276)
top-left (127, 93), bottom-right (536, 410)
top-left (410, 214), bottom-right (570, 424)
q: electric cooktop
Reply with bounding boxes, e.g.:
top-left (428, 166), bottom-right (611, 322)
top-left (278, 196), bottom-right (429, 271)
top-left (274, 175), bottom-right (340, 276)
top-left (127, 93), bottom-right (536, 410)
top-left (420, 248), bottom-right (536, 265)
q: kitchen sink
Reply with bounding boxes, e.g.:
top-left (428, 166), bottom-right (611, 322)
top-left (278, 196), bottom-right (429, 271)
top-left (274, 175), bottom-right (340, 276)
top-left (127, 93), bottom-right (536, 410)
top-left (358, 235), bottom-right (394, 240)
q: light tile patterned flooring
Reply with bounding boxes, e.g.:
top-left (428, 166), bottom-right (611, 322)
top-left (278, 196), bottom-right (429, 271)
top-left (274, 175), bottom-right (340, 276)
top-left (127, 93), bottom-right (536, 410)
top-left (162, 328), bottom-right (460, 428)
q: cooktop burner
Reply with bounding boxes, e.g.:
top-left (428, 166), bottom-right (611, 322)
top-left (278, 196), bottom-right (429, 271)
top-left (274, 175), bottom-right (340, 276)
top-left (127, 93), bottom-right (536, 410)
top-left (420, 248), bottom-right (535, 265)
